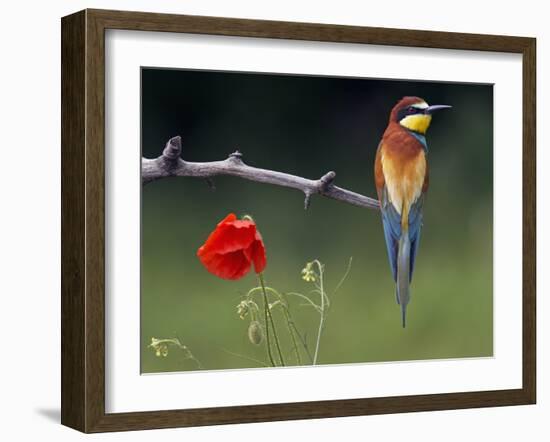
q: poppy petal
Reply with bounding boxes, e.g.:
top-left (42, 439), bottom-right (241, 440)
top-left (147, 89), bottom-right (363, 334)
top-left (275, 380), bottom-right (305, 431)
top-left (199, 249), bottom-right (251, 280)
top-left (218, 213), bottom-right (237, 225)
top-left (197, 221), bottom-right (256, 257)
top-left (251, 232), bottom-right (267, 274)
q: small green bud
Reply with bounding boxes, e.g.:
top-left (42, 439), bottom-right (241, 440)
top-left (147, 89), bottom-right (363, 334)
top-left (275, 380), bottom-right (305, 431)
top-left (247, 321), bottom-right (263, 345)
top-left (236, 300), bottom-right (249, 319)
top-left (301, 262), bottom-right (316, 282)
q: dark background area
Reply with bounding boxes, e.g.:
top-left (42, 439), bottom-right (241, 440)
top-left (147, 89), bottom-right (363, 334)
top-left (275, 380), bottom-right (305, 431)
top-left (141, 67), bottom-right (493, 373)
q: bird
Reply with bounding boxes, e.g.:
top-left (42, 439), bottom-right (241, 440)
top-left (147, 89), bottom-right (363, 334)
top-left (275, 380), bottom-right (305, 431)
top-left (374, 97), bottom-right (451, 328)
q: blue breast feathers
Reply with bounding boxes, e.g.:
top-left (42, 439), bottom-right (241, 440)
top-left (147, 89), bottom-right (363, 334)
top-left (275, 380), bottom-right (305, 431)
top-left (409, 131), bottom-right (428, 152)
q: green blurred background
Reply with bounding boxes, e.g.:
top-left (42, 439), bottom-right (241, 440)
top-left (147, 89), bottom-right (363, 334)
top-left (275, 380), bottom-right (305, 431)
top-left (141, 68), bottom-right (493, 373)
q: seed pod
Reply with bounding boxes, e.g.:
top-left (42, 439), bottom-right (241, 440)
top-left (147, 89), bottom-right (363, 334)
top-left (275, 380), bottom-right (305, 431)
top-left (248, 321), bottom-right (263, 345)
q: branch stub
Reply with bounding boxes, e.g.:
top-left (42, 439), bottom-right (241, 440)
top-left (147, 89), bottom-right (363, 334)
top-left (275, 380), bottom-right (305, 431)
top-left (319, 171), bottom-right (336, 192)
top-left (163, 136), bottom-right (182, 161)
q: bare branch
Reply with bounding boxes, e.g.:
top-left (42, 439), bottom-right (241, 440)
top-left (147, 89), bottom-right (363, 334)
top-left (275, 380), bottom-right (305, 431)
top-left (142, 136), bottom-right (380, 211)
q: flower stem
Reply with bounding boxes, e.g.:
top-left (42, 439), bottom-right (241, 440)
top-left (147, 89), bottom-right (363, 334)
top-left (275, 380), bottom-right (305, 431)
top-left (260, 279), bottom-right (276, 367)
top-left (259, 273), bottom-right (285, 367)
top-left (246, 286), bottom-right (307, 365)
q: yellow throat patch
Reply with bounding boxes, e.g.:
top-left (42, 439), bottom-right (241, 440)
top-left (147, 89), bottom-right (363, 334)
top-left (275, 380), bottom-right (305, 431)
top-left (399, 114), bottom-right (432, 134)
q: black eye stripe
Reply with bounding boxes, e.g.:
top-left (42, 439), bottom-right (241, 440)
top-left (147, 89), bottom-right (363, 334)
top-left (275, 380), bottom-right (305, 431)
top-left (397, 106), bottom-right (424, 121)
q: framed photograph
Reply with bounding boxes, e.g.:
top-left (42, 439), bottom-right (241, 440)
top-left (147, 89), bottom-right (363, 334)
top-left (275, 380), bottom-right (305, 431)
top-left (61, 9), bottom-right (536, 433)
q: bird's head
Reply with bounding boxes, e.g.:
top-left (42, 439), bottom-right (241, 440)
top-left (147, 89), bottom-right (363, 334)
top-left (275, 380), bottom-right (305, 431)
top-left (390, 96), bottom-right (452, 134)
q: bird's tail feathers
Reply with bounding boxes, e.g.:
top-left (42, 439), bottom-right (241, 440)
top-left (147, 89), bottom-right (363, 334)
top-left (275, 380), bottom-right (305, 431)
top-left (397, 228), bottom-right (411, 328)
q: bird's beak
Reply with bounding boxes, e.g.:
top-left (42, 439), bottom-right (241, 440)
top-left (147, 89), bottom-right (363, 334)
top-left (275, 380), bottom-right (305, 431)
top-left (425, 104), bottom-right (452, 114)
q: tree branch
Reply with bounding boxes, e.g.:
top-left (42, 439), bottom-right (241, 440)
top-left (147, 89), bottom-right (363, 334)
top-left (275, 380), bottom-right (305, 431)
top-left (142, 136), bottom-right (380, 211)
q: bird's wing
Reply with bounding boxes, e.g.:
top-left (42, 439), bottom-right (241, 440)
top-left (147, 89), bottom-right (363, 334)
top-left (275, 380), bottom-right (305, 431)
top-left (380, 185), bottom-right (401, 282)
top-left (376, 142), bottom-right (400, 282)
top-left (407, 194), bottom-right (424, 280)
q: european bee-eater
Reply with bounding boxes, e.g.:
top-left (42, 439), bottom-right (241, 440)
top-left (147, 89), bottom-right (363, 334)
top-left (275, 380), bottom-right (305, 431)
top-left (374, 97), bottom-right (451, 328)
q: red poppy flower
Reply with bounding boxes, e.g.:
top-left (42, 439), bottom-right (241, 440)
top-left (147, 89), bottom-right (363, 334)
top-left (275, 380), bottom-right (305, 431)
top-left (197, 213), bottom-right (267, 280)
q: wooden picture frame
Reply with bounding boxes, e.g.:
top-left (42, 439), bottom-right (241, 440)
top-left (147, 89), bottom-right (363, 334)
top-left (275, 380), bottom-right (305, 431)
top-left (61, 8), bottom-right (536, 433)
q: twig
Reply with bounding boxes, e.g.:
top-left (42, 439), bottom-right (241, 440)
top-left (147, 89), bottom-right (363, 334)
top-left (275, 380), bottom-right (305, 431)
top-left (142, 136), bottom-right (380, 211)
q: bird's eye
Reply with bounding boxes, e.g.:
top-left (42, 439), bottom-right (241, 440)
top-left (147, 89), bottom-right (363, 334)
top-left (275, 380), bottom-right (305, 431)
top-left (408, 107), bottom-right (416, 113)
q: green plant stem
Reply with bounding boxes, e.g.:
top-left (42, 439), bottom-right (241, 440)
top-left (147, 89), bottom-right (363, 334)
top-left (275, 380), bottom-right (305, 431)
top-left (189, 355), bottom-right (203, 370)
top-left (259, 273), bottom-right (285, 367)
top-left (280, 302), bottom-right (302, 365)
top-left (260, 279), bottom-right (276, 367)
top-left (248, 286), bottom-right (309, 365)
top-left (222, 349), bottom-right (269, 367)
top-left (312, 260), bottom-right (326, 365)
top-left (290, 321), bottom-right (314, 364)
top-left (260, 289), bottom-right (302, 365)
